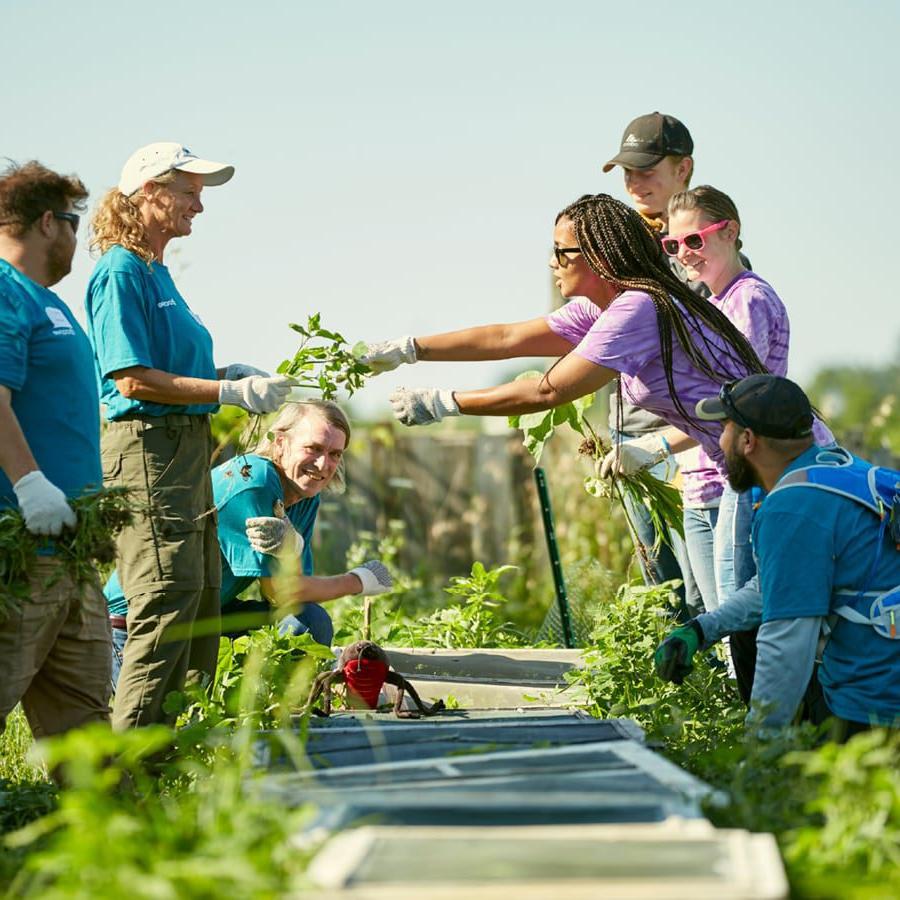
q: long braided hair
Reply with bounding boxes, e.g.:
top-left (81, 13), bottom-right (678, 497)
top-left (557, 193), bottom-right (767, 428)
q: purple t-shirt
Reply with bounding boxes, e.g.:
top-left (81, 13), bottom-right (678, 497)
top-left (545, 290), bottom-right (831, 492)
top-left (681, 272), bottom-right (790, 506)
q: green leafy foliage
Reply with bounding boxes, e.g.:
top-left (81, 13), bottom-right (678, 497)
top-left (507, 370), bottom-right (594, 464)
top-left (506, 372), bottom-right (683, 559)
top-left (277, 313), bottom-right (371, 401)
top-left (0, 487), bottom-right (134, 622)
top-left (400, 562), bottom-right (529, 648)
top-left (165, 627), bottom-right (334, 735)
top-left (4, 723), bottom-right (318, 898)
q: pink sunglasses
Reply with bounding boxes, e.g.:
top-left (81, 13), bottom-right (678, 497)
top-left (660, 220), bottom-right (729, 256)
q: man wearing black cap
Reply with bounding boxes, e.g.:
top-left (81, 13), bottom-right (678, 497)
top-left (656, 375), bottom-right (900, 737)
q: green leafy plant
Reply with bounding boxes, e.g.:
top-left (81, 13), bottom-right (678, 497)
top-left (782, 729), bottom-right (900, 892)
top-left (0, 487), bottom-right (134, 622)
top-left (401, 562), bottom-right (529, 648)
top-left (507, 371), bottom-right (683, 577)
top-left (277, 312), bottom-right (371, 401)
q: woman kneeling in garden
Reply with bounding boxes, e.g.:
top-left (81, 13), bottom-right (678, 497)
top-left (106, 400), bottom-right (392, 689)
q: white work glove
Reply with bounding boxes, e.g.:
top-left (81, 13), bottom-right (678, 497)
top-left (389, 387), bottom-right (459, 426)
top-left (223, 363), bottom-right (270, 380)
top-left (359, 335), bottom-right (417, 375)
top-left (349, 560), bottom-right (394, 596)
top-left (599, 432), bottom-right (670, 478)
top-left (13, 470), bottom-right (77, 536)
top-left (245, 516), bottom-right (305, 556)
top-left (218, 375), bottom-right (294, 414)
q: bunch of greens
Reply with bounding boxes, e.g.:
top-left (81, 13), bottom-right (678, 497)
top-left (0, 486), bottom-right (134, 622)
top-left (277, 313), bottom-right (371, 401)
top-left (507, 371), bottom-right (683, 571)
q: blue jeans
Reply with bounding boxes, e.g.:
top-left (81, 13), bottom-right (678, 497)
top-left (715, 486), bottom-right (758, 600)
top-left (683, 506), bottom-right (720, 613)
top-left (111, 625), bottom-right (127, 693)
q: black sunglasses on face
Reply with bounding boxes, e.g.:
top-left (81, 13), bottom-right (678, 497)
top-left (553, 246), bottom-right (581, 268)
top-left (53, 211), bottom-right (80, 233)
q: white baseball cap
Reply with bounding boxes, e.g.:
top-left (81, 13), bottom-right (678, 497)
top-left (118, 142), bottom-right (234, 196)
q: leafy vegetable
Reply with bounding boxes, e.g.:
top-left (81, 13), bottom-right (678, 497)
top-left (506, 373), bottom-right (683, 570)
top-left (0, 487), bottom-right (134, 622)
top-left (277, 312), bottom-right (371, 401)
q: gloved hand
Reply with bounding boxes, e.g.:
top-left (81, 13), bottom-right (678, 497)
top-left (223, 363), bottom-right (270, 380)
top-left (218, 375), bottom-right (294, 413)
top-left (654, 619), bottom-right (704, 684)
top-left (13, 470), bottom-right (77, 536)
top-left (349, 560), bottom-right (394, 596)
top-left (245, 516), bottom-right (305, 556)
top-left (600, 432), bottom-right (670, 478)
top-left (389, 387), bottom-right (459, 426)
top-left (359, 336), bottom-right (417, 374)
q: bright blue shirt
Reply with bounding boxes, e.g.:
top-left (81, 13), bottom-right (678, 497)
top-left (754, 445), bottom-right (900, 726)
top-left (106, 455), bottom-right (319, 615)
top-left (85, 245), bottom-right (218, 420)
top-left (0, 260), bottom-right (101, 508)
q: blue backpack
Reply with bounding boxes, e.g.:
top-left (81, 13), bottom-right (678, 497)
top-left (770, 447), bottom-right (900, 639)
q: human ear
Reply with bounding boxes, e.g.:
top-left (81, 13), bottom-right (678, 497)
top-left (38, 210), bottom-right (56, 238)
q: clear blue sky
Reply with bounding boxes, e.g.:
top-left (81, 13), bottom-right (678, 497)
top-left (7, 0), bottom-right (899, 417)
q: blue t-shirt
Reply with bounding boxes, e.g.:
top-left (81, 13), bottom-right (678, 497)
top-left (0, 260), bottom-right (101, 508)
top-left (106, 454), bottom-right (319, 615)
top-left (754, 445), bottom-right (900, 725)
top-left (85, 245), bottom-right (218, 420)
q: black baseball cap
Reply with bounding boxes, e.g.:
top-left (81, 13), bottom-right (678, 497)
top-left (602, 112), bottom-right (694, 173)
top-left (696, 375), bottom-right (814, 439)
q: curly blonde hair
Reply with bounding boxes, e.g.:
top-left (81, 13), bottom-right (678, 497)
top-left (89, 171), bottom-right (176, 264)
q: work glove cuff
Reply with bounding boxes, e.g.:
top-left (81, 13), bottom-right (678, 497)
top-left (349, 560), bottom-right (393, 596)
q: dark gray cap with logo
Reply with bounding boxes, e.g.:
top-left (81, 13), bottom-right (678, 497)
top-left (603, 112), bottom-right (694, 173)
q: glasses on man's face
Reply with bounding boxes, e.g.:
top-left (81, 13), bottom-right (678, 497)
top-left (660, 220), bottom-right (728, 256)
top-left (553, 246), bottom-right (581, 268)
top-left (53, 212), bottom-right (80, 234)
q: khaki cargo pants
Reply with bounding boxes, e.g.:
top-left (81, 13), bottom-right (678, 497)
top-left (102, 414), bottom-right (221, 730)
top-left (0, 558), bottom-right (111, 738)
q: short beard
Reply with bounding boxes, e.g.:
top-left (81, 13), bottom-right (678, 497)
top-left (45, 234), bottom-right (74, 286)
top-left (724, 442), bottom-right (759, 493)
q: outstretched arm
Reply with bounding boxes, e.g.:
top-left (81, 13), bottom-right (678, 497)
top-left (454, 352), bottom-right (617, 416)
top-left (362, 318), bottom-right (574, 374)
top-left (415, 318), bottom-right (574, 362)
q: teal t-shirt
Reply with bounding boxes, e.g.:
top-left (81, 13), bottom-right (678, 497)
top-left (106, 454), bottom-right (319, 615)
top-left (0, 260), bottom-right (102, 508)
top-left (755, 446), bottom-right (900, 725)
top-left (85, 245), bottom-right (218, 420)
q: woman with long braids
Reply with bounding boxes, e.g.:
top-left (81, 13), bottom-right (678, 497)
top-left (360, 193), bottom-right (770, 496)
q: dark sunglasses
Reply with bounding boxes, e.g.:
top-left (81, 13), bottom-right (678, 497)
top-left (53, 211), bottom-right (80, 233)
top-left (553, 246), bottom-right (581, 268)
top-left (660, 220), bottom-right (728, 256)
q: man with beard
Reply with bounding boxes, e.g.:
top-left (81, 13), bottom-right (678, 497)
top-left (656, 375), bottom-right (900, 737)
top-left (0, 161), bottom-right (112, 738)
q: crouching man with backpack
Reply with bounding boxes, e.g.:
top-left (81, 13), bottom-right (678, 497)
top-left (655, 375), bottom-right (900, 739)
